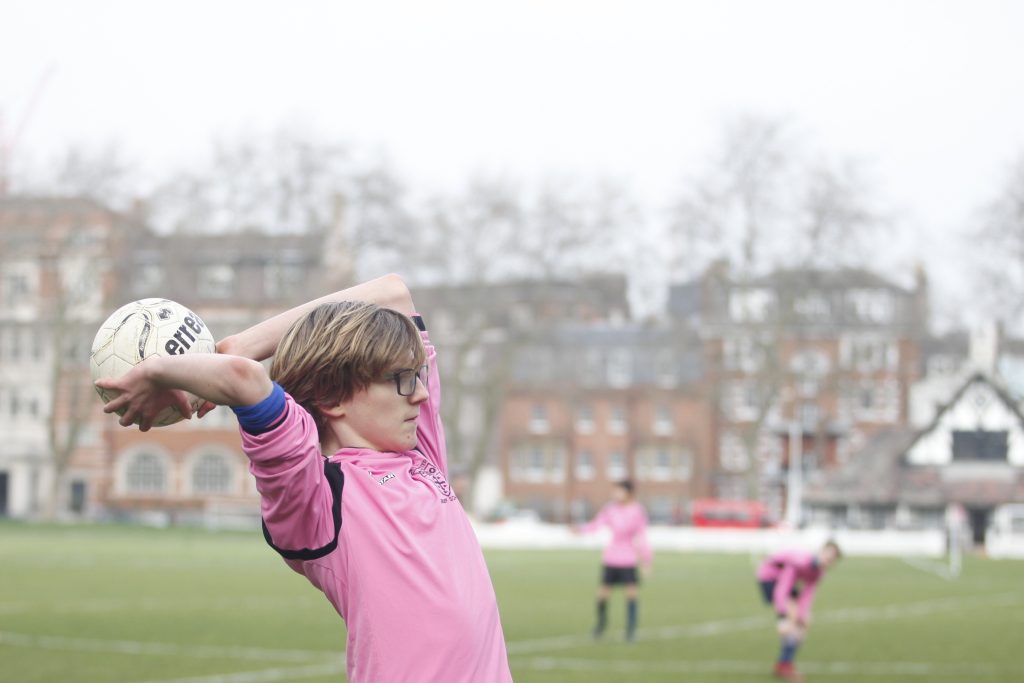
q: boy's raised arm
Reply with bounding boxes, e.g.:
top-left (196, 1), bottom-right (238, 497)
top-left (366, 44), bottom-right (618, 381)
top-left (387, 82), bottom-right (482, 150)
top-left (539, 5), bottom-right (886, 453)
top-left (218, 274), bottom-right (415, 361)
top-left (97, 354), bottom-right (273, 431)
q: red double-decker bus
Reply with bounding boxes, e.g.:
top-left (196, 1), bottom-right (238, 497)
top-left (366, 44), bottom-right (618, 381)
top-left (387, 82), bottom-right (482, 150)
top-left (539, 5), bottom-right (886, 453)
top-left (690, 499), bottom-right (773, 529)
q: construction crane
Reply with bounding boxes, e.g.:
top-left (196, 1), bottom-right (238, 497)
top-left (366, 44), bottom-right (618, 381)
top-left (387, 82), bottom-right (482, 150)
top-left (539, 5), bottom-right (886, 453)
top-left (0, 65), bottom-right (55, 196)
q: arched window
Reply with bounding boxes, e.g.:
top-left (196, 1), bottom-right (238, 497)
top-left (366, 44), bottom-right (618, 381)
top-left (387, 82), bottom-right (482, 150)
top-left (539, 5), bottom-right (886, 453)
top-left (191, 452), bottom-right (234, 494)
top-left (124, 452), bottom-right (166, 493)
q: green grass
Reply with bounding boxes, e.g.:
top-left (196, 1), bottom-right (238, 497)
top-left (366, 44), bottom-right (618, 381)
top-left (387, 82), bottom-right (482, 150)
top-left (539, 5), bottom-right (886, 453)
top-left (2, 522), bottom-right (1022, 682)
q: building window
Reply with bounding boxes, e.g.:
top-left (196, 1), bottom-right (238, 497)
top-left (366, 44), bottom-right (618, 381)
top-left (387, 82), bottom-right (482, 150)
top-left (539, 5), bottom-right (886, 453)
top-left (722, 335), bottom-right (768, 373)
top-left (10, 327), bottom-right (22, 361)
top-left (580, 350), bottom-right (603, 387)
top-left (527, 446), bottom-right (546, 482)
top-left (655, 349), bottom-right (676, 388)
top-left (607, 451), bottom-right (627, 480)
top-left (726, 380), bottom-right (761, 422)
top-left (841, 334), bottom-right (897, 372)
top-left (529, 404), bottom-right (549, 433)
top-left (799, 402), bottom-right (820, 428)
top-left (576, 405), bottom-right (594, 433)
top-left (607, 349), bottom-right (633, 387)
top-left (263, 263), bottom-right (305, 299)
top-left (124, 452), bottom-right (167, 494)
top-left (729, 288), bottom-right (776, 322)
top-left (608, 405), bottom-right (627, 435)
top-left (653, 448), bottom-right (672, 481)
top-left (575, 451), bottom-right (595, 480)
top-left (952, 430), bottom-right (1009, 462)
top-left (133, 264), bottom-right (165, 297)
top-left (720, 432), bottom-right (749, 472)
top-left (794, 292), bottom-right (831, 321)
top-left (191, 452), bottom-right (234, 494)
top-left (653, 405), bottom-right (673, 435)
top-left (198, 265), bottom-right (235, 299)
top-left (847, 289), bottom-right (894, 324)
top-left (2, 267), bottom-right (34, 306)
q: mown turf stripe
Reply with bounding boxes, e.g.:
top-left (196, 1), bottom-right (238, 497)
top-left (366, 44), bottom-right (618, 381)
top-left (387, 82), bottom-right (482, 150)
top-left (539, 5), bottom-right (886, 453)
top-left (134, 661), bottom-right (346, 683)
top-left (507, 591), bottom-right (1024, 654)
top-left (521, 656), bottom-right (1024, 677)
top-left (0, 631), bottom-right (334, 663)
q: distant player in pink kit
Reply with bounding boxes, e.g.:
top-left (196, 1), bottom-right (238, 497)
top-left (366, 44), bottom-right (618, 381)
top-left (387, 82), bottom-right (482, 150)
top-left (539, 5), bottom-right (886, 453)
top-left (756, 541), bottom-right (842, 682)
top-left (576, 480), bottom-right (652, 641)
top-left (96, 274), bottom-right (514, 683)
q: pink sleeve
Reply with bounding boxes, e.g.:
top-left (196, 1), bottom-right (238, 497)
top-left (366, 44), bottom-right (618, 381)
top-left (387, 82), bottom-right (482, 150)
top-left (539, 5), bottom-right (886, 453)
top-left (579, 506), bottom-right (609, 534)
top-left (634, 507), bottom-right (653, 564)
top-left (773, 564), bottom-right (797, 616)
top-left (413, 329), bottom-right (449, 475)
top-left (796, 579), bottom-right (819, 622)
top-left (240, 395), bottom-right (337, 555)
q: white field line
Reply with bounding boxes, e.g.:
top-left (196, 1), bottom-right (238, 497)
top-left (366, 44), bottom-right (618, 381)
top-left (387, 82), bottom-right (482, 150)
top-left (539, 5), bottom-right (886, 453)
top-left (507, 591), bottom-right (1024, 654)
top-left (0, 631), bottom-right (336, 663)
top-left (901, 555), bottom-right (956, 581)
top-left (0, 596), bottom-right (319, 616)
top-left (135, 661), bottom-right (346, 683)
top-left (520, 656), bottom-right (1023, 678)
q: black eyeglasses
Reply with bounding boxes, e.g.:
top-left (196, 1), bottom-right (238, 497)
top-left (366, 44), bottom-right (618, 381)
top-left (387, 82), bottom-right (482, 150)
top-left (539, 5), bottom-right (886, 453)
top-left (387, 364), bottom-right (429, 396)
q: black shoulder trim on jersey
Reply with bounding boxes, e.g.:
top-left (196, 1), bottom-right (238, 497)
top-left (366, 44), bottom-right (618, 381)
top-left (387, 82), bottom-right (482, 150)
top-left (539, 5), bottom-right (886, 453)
top-left (261, 459), bottom-right (344, 561)
top-left (412, 314), bottom-right (427, 331)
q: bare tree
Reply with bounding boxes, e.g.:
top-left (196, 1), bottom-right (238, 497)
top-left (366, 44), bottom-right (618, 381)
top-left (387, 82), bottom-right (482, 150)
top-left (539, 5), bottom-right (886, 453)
top-left (407, 175), bottom-right (636, 508)
top-left (41, 228), bottom-right (105, 518)
top-left (669, 113), bottom-right (886, 278)
top-left (148, 129), bottom-right (410, 259)
top-left (0, 198), bottom-right (112, 519)
top-left (670, 114), bottom-right (892, 511)
top-left (670, 114), bottom-right (798, 278)
top-left (970, 152), bottom-right (1024, 325)
top-left (794, 158), bottom-right (887, 269)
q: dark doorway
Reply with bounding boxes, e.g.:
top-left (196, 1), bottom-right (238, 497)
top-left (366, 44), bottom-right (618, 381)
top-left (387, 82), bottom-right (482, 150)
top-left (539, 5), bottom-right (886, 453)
top-left (70, 480), bottom-right (87, 515)
top-left (0, 471), bottom-right (8, 516)
top-left (967, 507), bottom-right (992, 546)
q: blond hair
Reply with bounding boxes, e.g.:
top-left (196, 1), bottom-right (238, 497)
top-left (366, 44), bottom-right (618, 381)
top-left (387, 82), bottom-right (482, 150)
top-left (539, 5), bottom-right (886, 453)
top-left (270, 301), bottom-right (426, 431)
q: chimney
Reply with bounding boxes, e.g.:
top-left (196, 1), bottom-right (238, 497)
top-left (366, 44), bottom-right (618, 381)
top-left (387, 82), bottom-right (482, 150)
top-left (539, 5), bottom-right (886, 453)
top-left (968, 321), bottom-right (1002, 376)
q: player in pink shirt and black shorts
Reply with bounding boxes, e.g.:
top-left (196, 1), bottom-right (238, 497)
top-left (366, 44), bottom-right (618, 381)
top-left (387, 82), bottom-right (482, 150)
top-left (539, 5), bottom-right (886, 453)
top-left (576, 480), bottom-right (653, 642)
top-left (97, 274), bottom-right (514, 683)
top-left (756, 541), bottom-right (841, 682)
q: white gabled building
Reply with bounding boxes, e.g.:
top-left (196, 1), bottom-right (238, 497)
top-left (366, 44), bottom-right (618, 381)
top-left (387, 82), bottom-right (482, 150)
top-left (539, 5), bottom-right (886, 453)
top-left (805, 370), bottom-right (1024, 545)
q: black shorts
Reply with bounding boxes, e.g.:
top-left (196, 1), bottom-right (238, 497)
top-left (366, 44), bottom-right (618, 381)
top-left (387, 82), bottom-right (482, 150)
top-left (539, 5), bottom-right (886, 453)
top-left (759, 580), bottom-right (800, 606)
top-left (602, 565), bottom-right (639, 586)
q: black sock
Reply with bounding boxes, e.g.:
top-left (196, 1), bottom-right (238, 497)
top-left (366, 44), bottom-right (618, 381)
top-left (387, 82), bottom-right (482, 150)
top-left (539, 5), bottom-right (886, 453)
top-left (626, 599), bottom-right (638, 639)
top-left (594, 599), bottom-right (608, 635)
top-left (779, 635), bottom-right (800, 663)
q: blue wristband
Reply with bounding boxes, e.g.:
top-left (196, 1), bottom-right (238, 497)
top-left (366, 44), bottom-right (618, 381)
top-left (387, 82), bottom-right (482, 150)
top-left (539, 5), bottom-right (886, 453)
top-left (231, 383), bottom-right (286, 434)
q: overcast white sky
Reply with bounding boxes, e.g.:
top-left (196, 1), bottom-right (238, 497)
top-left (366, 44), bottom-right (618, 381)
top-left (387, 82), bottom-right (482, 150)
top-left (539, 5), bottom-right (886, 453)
top-left (3, 0), bottom-right (1023, 325)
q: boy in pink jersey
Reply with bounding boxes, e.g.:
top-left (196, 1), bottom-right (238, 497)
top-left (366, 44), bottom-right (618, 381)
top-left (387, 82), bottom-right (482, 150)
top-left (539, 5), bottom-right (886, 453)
top-left (756, 541), bottom-right (841, 682)
top-left (96, 274), bottom-right (514, 683)
top-left (575, 480), bottom-right (652, 641)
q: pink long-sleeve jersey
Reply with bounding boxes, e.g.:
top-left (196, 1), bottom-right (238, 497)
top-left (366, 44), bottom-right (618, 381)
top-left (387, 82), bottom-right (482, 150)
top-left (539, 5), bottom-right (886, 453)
top-left (240, 330), bottom-right (513, 683)
top-left (580, 502), bottom-right (653, 568)
top-left (756, 548), bottom-right (823, 622)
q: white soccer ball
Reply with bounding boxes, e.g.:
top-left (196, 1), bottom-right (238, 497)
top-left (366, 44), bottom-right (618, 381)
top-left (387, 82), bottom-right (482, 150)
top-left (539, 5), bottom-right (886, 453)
top-left (90, 298), bottom-right (216, 427)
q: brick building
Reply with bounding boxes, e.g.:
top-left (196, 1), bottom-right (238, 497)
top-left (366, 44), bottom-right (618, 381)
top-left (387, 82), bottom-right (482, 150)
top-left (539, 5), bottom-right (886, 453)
top-left (667, 262), bottom-right (929, 518)
top-left (0, 196), bottom-right (134, 517)
top-left (499, 323), bottom-right (716, 523)
top-left (96, 225), bottom-right (337, 523)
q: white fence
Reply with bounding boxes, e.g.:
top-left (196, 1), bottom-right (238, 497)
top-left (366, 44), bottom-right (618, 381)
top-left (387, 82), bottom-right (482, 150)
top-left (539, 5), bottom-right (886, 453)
top-left (472, 521), bottom-right (948, 557)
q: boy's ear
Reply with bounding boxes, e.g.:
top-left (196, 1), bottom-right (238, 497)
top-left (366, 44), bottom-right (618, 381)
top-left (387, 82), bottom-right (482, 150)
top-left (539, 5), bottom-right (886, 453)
top-left (319, 400), bottom-right (346, 419)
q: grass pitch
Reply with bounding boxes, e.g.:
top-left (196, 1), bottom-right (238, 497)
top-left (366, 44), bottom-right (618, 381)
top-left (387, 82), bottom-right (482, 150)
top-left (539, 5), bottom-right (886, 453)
top-left (1, 522), bottom-right (1022, 682)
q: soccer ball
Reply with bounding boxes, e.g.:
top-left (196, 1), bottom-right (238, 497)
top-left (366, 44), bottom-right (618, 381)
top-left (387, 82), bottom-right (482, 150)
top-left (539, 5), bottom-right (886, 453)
top-left (90, 298), bottom-right (216, 427)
